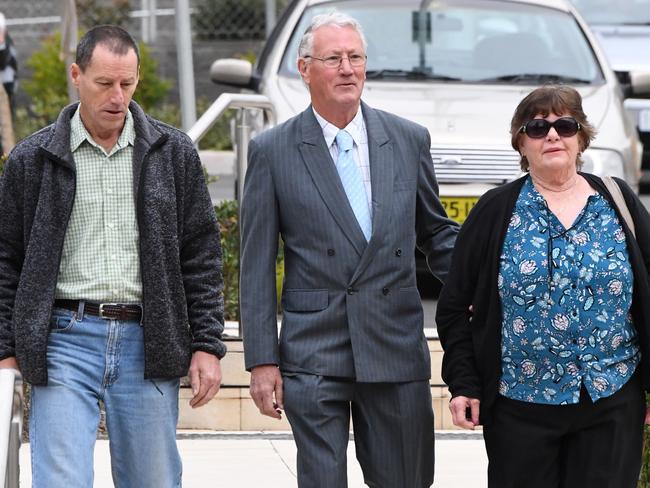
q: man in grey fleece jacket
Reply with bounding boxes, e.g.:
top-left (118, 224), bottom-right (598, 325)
top-left (0, 25), bottom-right (225, 487)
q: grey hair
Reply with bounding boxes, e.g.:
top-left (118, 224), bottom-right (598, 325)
top-left (297, 12), bottom-right (367, 60)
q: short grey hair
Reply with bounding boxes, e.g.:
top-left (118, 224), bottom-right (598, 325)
top-left (297, 12), bottom-right (367, 59)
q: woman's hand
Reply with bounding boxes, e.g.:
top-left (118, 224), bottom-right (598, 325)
top-left (645, 404), bottom-right (650, 425)
top-left (449, 395), bottom-right (481, 430)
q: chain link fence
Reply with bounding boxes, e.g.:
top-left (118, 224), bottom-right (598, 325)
top-left (1, 0), bottom-right (292, 105)
top-left (2, 0), bottom-right (290, 41)
top-left (193, 0), bottom-right (289, 40)
top-left (1, 0), bottom-right (293, 146)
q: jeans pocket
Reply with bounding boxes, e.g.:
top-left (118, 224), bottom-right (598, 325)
top-left (50, 309), bottom-right (78, 333)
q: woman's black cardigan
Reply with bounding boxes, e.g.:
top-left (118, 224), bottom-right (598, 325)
top-left (436, 173), bottom-right (650, 425)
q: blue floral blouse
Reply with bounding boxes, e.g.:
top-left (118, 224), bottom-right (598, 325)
top-left (498, 177), bottom-right (639, 405)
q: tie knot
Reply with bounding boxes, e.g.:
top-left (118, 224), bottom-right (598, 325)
top-left (336, 130), bottom-right (354, 152)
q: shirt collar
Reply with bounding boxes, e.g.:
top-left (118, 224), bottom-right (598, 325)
top-left (70, 106), bottom-right (135, 154)
top-left (312, 106), bottom-right (366, 150)
top-left (523, 175), bottom-right (547, 207)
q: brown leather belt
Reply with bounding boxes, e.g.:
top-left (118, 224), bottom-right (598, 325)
top-left (54, 299), bottom-right (142, 321)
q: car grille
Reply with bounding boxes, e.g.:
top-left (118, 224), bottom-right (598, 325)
top-left (431, 146), bottom-right (522, 183)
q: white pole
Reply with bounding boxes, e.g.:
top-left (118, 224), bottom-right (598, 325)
top-left (265, 0), bottom-right (276, 39)
top-left (149, 0), bottom-right (157, 42)
top-left (141, 0), bottom-right (150, 42)
top-left (140, 0), bottom-right (149, 43)
top-left (61, 0), bottom-right (78, 103)
top-left (141, 0), bottom-right (158, 43)
top-left (175, 0), bottom-right (196, 131)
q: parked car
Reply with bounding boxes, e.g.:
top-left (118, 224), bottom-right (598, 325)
top-left (569, 0), bottom-right (650, 174)
top-left (209, 0), bottom-right (643, 225)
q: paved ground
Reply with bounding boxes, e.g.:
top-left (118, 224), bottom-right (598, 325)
top-left (18, 431), bottom-right (488, 487)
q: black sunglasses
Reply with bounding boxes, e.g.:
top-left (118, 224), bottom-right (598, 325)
top-left (519, 117), bottom-right (581, 139)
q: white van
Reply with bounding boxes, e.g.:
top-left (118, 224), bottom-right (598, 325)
top-left (211, 0), bottom-right (643, 222)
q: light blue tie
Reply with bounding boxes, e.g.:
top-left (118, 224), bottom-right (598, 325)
top-left (335, 130), bottom-right (372, 241)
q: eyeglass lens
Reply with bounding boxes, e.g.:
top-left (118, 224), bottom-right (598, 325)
top-left (524, 118), bottom-right (580, 138)
top-left (323, 55), bottom-right (365, 67)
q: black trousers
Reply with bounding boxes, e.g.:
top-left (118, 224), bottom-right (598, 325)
top-left (483, 373), bottom-right (645, 488)
top-left (283, 373), bottom-right (435, 488)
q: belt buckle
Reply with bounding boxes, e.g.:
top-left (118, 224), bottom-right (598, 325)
top-left (98, 303), bottom-right (119, 319)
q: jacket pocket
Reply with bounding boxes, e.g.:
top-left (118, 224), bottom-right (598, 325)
top-left (282, 289), bottom-right (329, 312)
top-left (398, 286), bottom-right (423, 315)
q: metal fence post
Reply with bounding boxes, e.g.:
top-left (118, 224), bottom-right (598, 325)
top-left (141, 0), bottom-right (158, 43)
top-left (0, 369), bottom-right (21, 488)
top-left (234, 107), bottom-right (253, 338)
top-left (175, 0), bottom-right (197, 132)
top-left (5, 405), bottom-right (20, 488)
top-left (186, 94), bottom-right (276, 338)
top-left (265, 0), bottom-right (277, 38)
top-left (234, 108), bottom-right (252, 203)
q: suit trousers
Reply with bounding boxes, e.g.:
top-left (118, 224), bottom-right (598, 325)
top-left (483, 372), bottom-right (645, 488)
top-left (282, 373), bottom-right (434, 488)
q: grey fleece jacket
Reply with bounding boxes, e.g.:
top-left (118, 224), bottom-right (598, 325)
top-left (0, 101), bottom-right (226, 385)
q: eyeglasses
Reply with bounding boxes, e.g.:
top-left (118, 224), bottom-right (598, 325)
top-left (519, 117), bottom-right (581, 139)
top-left (304, 54), bottom-right (367, 68)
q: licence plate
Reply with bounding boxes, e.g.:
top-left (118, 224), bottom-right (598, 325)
top-left (441, 196), bottom-right (478, 224)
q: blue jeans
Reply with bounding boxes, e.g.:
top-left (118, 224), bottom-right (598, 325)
top-left (30, 306), bottom-right (182, 488)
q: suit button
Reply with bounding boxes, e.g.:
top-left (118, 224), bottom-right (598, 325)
top-left (327, 249), bottom-right (335, 256)
top-left (347, 287), bottom-right (357, 295)
top-left (382, 287), bottom-right (390, 295)
top-left (395, 248), bottom-right (402, 257)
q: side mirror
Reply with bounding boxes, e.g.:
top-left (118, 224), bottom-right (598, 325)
top-left (630, 71), bottom-right (650, 96)
top-left (209, 59), bottom-right (259, 90)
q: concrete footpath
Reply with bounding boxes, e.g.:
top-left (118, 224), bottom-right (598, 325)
top-left (18, 431), bottom-right (487, 487)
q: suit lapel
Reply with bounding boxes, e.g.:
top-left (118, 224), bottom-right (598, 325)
top-left (351, 103), bottom-right (394, 283)
top-left (297, 107), bottom-right (367, 257)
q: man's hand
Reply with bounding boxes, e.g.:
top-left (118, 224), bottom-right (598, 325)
top-left (188, 351), bottom-right (222, 408)
top-left (449, 395), bottom-right (481, 430)
top-left (0, 357), bottom-right (19, 371)
top-left (250, 365), bottom-right (283, 420)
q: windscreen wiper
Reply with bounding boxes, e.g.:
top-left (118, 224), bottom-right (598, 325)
top-left (478, 73), bottom-right (592, 84)
top-left (366, 69), bottom-right (461, 81)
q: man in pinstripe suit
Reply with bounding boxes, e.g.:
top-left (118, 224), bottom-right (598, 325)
top-left (240, 12), bottom-right (458, 488)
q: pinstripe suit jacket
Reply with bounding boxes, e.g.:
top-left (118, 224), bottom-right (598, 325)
top-left (240, 102), bottom-right (458, 382)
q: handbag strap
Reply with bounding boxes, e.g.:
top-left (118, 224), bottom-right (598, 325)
top-left (602, 175), bottom-right (636, 237)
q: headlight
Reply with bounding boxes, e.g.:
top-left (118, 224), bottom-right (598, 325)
top-left (580, 149), bottom-right (625, 179)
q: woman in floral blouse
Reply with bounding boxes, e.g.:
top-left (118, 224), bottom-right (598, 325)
top-left (437, 85), bottom-right (650, 487)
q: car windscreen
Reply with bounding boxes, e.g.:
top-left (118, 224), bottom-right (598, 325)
top-left (278, 0), bottom-right (604, 84)
top-left (571, 0), bottom-right (650, 25)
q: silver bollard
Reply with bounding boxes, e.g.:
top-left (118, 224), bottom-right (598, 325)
top-left (0, 369), bottom-right (22, 488)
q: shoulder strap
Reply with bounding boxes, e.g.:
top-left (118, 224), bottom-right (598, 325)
top-left (602, 175), bottom-right (636, 238)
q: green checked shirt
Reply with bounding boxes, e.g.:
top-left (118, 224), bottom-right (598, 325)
top-left (55, 107), bottom-right (142, 303)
